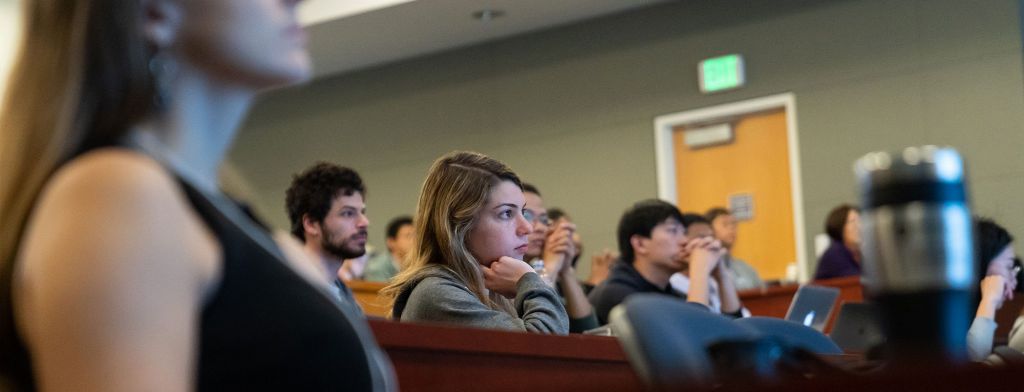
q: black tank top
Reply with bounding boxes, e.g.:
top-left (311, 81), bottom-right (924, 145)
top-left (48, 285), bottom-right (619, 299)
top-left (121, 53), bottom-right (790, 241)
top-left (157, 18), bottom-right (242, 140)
top-left (1, 170), bottom-right (394, 391)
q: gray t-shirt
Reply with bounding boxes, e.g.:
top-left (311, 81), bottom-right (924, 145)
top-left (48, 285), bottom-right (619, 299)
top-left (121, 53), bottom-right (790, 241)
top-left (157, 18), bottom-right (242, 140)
top-left (726, 256), bottom-right (764, 290)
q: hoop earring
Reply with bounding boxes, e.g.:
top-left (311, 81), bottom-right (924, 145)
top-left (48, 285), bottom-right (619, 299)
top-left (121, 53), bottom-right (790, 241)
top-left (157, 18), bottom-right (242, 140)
top-left (149, 51), bottom-right (177, 110)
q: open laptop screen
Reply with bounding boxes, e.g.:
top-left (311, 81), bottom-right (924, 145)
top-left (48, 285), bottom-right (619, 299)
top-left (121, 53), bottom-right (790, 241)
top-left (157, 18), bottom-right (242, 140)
top-left (784, 285), bottom-right (840, 331)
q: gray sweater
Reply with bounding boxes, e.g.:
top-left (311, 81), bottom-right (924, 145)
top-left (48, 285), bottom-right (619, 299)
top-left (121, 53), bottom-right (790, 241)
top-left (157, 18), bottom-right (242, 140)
top-left (392, 265), bottom-right (569, 334)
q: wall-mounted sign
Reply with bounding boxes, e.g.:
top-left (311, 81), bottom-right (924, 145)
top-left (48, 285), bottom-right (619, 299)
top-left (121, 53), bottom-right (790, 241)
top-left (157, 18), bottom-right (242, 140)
top-left (729, 192), bottom-right (754, 222)
top-left (699, 54), bottom-right (745, 93)
top-left (684, 122), bottom-right (734, 149)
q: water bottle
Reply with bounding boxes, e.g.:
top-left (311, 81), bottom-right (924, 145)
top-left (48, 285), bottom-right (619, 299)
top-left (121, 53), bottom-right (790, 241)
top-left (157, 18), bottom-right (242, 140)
top-left (529, 258), bottom-right (545, 274)
top-left (529, 258), bottom-right (557, 286)
top-left (854, 146), bottom-right (973, 364)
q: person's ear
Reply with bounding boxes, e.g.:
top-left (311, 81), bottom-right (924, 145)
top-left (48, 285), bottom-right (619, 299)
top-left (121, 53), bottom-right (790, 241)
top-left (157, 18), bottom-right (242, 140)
top-left (630, 234), bottom-right (647, 257)
top-left (302, 214), bottom-right (322, 239)
top-left (142, 0), bottom-right (184, 49)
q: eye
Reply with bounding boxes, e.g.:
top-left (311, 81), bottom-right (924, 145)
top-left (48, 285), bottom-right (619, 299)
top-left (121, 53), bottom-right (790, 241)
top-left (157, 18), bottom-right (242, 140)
top-left (500, 209), bottom-right (514, 219)
top-left (341, 210), bottom-right (355, 217)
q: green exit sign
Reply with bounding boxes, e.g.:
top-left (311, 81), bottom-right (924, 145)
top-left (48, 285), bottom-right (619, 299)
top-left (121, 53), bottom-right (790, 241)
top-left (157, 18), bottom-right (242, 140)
top-left (699, 54), bottom-right (745, 93)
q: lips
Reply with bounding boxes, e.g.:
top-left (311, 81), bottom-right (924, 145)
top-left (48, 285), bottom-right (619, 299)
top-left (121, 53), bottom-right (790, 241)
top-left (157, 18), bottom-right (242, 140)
top-left (514, 244), bottom-right (529, 254)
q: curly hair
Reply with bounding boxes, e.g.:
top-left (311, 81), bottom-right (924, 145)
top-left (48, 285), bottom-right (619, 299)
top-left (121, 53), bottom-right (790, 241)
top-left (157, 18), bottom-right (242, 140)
top-left (285, 162), bottom-right (366, 241)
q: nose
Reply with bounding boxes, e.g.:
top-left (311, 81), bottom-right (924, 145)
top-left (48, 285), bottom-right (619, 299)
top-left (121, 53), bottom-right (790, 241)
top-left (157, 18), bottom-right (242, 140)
top-left (358, 213), bottom-right (370, 229)
top-left (517, 214), bottom-right (532, 236)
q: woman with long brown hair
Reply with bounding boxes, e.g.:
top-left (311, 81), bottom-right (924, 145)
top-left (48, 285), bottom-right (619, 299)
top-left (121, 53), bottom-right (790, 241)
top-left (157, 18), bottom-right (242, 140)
top-left (380, 151), bottom-right (568, 333)
top-left (0, 1), bottom-right (392, 390)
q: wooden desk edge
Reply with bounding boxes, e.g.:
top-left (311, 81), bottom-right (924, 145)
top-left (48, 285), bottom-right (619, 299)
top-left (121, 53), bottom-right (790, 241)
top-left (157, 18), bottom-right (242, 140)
top-left (369, 319), bottom-right (628, 362)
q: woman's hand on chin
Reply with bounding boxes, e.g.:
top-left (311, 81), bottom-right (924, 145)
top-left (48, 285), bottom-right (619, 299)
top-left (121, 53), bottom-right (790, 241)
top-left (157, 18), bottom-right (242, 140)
top-left (483, 256), bottom-right (534, 298)
top-left (977, 275), bottom-right (1008, 319)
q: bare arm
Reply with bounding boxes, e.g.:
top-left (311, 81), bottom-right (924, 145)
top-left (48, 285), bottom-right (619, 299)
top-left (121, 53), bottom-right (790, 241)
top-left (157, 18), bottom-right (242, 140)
top-left (685, 237), bottom-right (723, 308)
top-left (976, 275), bottom-right (1008, 320)
top-left (15, 152), bottom-right (219, 392)
top-left (559, 265), bottom-right (593, 320)
top-left (545, 222), bottom-right (592, 320)
top-left (713, 263), bottom-right (742, 314)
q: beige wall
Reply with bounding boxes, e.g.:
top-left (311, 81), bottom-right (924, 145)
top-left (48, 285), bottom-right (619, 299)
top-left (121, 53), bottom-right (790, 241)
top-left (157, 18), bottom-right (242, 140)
top-left (230, 0), bottom-right (1024, 279)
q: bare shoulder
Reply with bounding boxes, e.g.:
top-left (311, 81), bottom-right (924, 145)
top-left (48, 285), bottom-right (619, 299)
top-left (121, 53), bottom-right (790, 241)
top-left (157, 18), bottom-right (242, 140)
top-left (17, 148), bottom-right (221, 316)
top-left (28, 149), bottom-right (217, 258)
top-left (45, 148), bottom-right (182, 201)
top-left (14, 148), bottom-right (220, 390)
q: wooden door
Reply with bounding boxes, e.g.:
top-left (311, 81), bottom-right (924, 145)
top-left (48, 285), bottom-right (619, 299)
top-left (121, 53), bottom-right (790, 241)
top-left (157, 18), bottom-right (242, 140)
top-left (673, 110), bottom-right (795, 280)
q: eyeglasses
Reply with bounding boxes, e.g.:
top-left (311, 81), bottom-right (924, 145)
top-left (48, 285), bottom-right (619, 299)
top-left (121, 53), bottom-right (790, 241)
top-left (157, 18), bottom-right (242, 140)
top-left (522, 209), bottom-right (551, 226)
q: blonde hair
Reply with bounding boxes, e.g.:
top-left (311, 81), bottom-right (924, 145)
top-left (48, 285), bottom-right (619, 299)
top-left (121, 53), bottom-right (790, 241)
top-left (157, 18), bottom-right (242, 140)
top-left (1, 1), bottom-right (157, 291)
top-left (381, 151), bottom-right (523, 317)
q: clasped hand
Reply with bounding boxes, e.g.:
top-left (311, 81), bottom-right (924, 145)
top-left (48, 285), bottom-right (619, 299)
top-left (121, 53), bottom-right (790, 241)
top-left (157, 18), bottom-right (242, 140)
top-left (482, 256), bottom-right (535, 298)
top-left (542, 221), bottom-right (577, 278)
top-left (684, 236), bottom-right (725, 277)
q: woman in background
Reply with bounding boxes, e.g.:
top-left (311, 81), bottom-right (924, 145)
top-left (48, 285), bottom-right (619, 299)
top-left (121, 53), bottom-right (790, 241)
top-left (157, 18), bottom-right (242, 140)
top-left (814, 204), bottom-right (862, 280)
top-left (381, 151), bottom-right (568, 334)
top-left (0, 0), bottom-right (392, 390)
top-left (967, 218), bottom-right (1019, 361)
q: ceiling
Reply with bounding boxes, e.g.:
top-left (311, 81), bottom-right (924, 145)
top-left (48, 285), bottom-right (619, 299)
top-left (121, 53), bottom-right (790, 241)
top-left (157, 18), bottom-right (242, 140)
top-left (300, 0), bottom-right (672, 78)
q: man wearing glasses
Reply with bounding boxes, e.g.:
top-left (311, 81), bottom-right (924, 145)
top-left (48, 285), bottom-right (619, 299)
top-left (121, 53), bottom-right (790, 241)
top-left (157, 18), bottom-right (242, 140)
top-left (522, 184), bottom-right (599, 333)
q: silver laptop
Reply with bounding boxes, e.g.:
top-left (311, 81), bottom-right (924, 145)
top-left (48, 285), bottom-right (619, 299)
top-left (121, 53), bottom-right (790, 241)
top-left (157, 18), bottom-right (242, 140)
top-left (784, 285), bottom-right (840, 332)
top-left (829, 302), bottom-right (884, 353)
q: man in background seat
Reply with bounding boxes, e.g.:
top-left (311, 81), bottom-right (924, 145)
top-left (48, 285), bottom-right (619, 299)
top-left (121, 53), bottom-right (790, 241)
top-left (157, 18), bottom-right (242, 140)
top-left (589, 200), bottom-right (737, 324)
top-left (285, 162), bottom-right (370, 308)
top-left (364, 216), bottom-right (414, 282)
top-left (707, 207), bottom-right (764, 290)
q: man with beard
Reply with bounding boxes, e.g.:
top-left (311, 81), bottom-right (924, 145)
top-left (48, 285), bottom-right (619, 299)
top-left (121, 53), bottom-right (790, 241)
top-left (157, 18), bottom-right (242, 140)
top-left (286, 162), bottom-right (370, 307)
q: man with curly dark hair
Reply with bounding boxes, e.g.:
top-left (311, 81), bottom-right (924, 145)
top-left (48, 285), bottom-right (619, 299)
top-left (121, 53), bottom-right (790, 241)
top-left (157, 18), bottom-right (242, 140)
top-left (286, 162), bottom-right (369, 305)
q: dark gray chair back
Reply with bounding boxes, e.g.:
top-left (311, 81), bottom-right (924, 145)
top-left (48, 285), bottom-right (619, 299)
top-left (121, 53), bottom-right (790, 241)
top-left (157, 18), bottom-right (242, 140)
top-left (735, 317), bottom-right (843, 355)
top-left (609, 294), bottom-right (758, 389)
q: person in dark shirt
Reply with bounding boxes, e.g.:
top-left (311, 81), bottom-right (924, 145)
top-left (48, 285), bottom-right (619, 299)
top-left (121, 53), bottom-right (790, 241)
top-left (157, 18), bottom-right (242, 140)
top-left (587, 200), bottom-right (729, 324)
top-left (814, 204), bottom-right (862, 280)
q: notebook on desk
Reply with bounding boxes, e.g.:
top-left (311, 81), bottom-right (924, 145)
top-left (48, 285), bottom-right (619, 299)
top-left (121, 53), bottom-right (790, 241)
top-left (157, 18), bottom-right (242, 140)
top-left (784, 285), bottom-right (841, 332)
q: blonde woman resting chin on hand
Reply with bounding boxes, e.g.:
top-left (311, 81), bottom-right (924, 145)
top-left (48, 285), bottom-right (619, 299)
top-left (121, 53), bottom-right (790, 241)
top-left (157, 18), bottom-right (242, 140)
top-left (380, 152), bottom-right (569, 334)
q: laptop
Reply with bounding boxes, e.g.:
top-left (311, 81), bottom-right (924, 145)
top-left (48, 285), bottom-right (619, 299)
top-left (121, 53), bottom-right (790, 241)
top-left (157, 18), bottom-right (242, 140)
top-left (829, 302), bottom-right (884, 353)
top-left (784, 285), bottom-right (840, 332)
